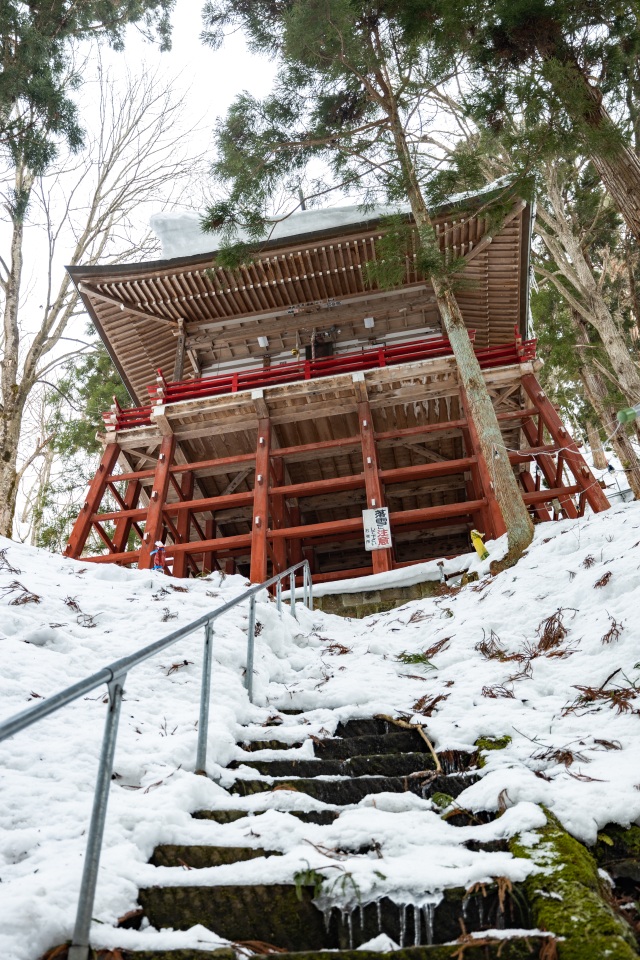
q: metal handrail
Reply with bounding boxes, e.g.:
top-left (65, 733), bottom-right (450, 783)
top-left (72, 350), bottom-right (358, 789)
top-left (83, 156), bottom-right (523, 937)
top-left (0, 560), bottom-right (312, 960)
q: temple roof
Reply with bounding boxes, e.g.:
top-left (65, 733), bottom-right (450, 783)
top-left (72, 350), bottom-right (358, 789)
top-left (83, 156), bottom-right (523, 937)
top-left (67, 184), bottom-right (532, 404)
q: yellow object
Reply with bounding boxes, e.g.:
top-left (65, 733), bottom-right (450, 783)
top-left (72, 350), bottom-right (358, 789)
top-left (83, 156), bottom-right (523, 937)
top-left (470, 529), bottom-right (489, 561)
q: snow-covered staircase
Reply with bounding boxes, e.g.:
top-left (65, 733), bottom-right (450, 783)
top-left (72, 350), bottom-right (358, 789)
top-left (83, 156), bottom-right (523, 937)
top-left (114, 715), bottom-right (549, 958)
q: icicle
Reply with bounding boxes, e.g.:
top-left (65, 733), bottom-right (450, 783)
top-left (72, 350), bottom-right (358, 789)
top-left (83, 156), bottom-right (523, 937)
top-left (399, 904), bottom-right (407, 947)
top-left (413, 904), bottom-right (421, 946)
top-left (422, 903), bottom-right (435, 946)
top-left (434, 398), bottom-right (439, 418)
top-left (376, 900), bottom-right (383, 933)
top-left (358, 904), bottom-right (365, 930)
top-left (477, 898), bottom-right (484, 929)
top-left (445, 396), bottom-right (451, 421)
top-left (346, 910), bottom-right (354, 950)
top-left (323, 907), bottom-right (333, 934)
top-left (461, 898), bottom-right (468, 922)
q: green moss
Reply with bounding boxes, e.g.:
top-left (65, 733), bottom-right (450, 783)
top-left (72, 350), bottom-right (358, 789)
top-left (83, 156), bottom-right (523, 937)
top-left (510, 810), bottom-right (638, 959)
top-left (595, 824), bottom-right (640, 863)
top-left (475, 735), bottom-right (511, 768)
top-left (431, 791), bottom-right (454, 809)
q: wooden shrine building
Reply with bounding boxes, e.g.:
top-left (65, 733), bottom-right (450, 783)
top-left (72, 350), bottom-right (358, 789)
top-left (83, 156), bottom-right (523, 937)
top-left (64, 190), bottom-right (609, 584)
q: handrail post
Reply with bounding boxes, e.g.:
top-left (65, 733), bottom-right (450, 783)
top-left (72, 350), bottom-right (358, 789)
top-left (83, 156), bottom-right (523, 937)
top-left (302, 564), bottom-right (309, 609)
top-left (245, 595), bottom-right (257, 703)
top-left (68, 674), bottom-right (126, 960)
top-left (195, 621), bottom-right (214, 775)
top-left (276, 578), bottom-right (282, 614)
top-left (306, 563), bottom-right (313, 611)
top-left (290, 571), bottom-right (297, 619)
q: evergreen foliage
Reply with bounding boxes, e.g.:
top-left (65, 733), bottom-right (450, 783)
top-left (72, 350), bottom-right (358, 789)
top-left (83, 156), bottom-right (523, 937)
top-left (35, 342), bottom-right (128, 552)
top-left (0, 0), bottom-right (174, 169)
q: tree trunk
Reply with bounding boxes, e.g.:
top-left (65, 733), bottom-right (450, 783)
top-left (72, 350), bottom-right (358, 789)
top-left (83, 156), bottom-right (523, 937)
top-left (538, 169), bottom-right (640, 405)
top-left (0, 162), bottom-right (33, 537)
top-left (549, 56), bottom-right (640, 243)
top-left (585, 419), bottom-right (608, 470)
top-left (386, 105), bottom-right (534, 556)
top-left (573, 313), bottom-right (640, 500)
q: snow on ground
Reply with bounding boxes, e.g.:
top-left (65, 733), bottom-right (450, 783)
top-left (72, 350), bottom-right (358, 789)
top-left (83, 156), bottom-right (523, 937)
top-left (2, 502), bottom-right (640, 957)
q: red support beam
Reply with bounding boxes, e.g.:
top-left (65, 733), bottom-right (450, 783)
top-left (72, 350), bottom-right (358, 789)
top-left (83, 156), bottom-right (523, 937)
top-left (268, 498), bottom-right (487, 542)
top-left (519, 470), bottom-right (552, 521)
top-left (358, 399), bottom-right (392, 573)
top-left (65, 443), bottom-right (121, 559)
top-left (138, 434), bottom-right (176, 569)
top-left (521, 416), bottom-right (578, 519)
top-left (250, 417), bottom-right (271, 583)
top-left (106, 451), bottom-right (256, 485)
top-left (172, 471), bottom-right (194, 578)
top-left (93, 489), bottom-right (254, 523)
top-left (111, 480), bottom-right (142, 554)
top-left (85, 532), bottom-right (253, 565)
top-left (521, 373), bottom-right (609, 513)
top-left (458, 386), bottom-right (507, 540)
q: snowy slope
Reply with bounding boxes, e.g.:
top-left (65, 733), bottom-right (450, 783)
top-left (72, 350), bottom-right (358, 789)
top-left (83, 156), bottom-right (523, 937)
top-left (2, 502), bottom-right (640, 958)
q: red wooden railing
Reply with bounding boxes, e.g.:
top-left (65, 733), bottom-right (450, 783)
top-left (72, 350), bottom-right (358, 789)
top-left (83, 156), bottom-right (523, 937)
top-left (103, 328), bottom-right (536, 432)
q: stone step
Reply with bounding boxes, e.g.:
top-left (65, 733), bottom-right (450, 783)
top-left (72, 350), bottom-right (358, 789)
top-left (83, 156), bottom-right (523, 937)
top-left (334, 718), bottom-right (392, 738)
top-left (241, 737), bottom-right (305, 752)
top-left (233, 752), bottom-right (435, 779)
top-left (137, 883), bottom-right (514, 951)
top-left (229, 773), bottom-right (475, 804)
top-left (150, 845), bottom-right (282, 868)
top-left (312, 730), bottom-right (430, 759)
top-left (192, 809), bottom-right (340, 826)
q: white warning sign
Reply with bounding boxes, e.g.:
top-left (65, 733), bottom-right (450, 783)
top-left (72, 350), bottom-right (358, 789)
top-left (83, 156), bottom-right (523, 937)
top-left (363, 507), bottom-right (392, 551)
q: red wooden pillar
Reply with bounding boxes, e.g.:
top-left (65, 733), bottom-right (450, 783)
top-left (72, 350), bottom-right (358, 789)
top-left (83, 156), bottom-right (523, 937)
top-left (250, 418), bottom-right (271, 583)
top-left (458, 386), bottom-right (508, 540)
top-left (111, 480), bottom-right (142, 554)
top-left (203, 518), bottom-right (216, 575)
top-left (270, 458), bottom-right (289, 573)
top-left (172, 471), bottom-right (194, 578)
top-left (521, 373), bottom-right (610, 513)
top-left (65, 443), bottom-right (121, 558)
top-left (138, 434), bottom-right (176, 569)
top-left (358, 400), bottom-right (393, 573)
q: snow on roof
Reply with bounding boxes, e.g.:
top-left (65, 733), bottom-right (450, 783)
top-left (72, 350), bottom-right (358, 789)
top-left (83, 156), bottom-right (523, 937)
top-left (150, 178), bottom-right (516, 260)
top-left (149, 202), bottom-right (408, 260)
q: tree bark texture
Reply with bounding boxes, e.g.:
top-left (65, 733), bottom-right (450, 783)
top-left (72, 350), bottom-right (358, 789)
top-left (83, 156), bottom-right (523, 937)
top-left (573, 313), bottom-right (640, 500)
top-left (0, 163), bottom-right (33, 537)
top-left (537, 166), bottom-right (640, 405)
top-left (386, 104), bottom-right (534, 556)
top-left (585, 419), bottom-right (608, 471)
top-left (550, 57), bottom-right (640, 243)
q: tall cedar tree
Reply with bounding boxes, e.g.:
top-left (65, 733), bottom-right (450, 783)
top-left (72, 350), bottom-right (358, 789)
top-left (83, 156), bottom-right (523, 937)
top-left (0, 0), bottom-right (173, 171)
top-left (203, 0), bottom-right (534, 556)
top-left (389, 0), bottom-right (640, 243)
